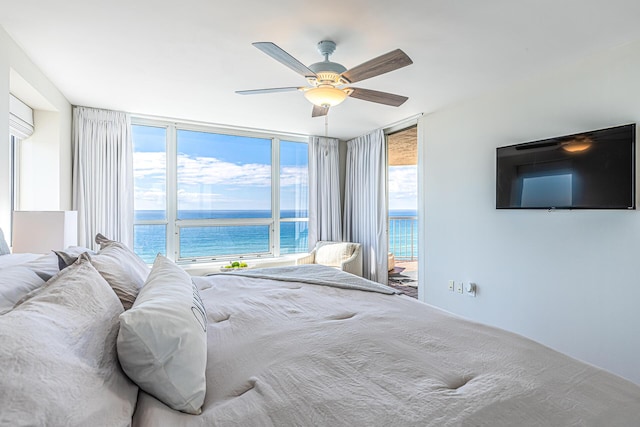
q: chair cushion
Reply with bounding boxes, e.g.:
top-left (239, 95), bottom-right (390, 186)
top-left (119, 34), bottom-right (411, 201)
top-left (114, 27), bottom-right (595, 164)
top-left (315, 242), bottom-right (358, 267)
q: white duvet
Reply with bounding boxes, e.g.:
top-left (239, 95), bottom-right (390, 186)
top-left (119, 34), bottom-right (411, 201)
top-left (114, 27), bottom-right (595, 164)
top-left (133, 265), bottom-right (640, 427)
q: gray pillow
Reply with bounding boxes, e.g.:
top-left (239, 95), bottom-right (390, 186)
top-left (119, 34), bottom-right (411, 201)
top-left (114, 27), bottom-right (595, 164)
top-left (0, 254), bottom-right (139, 425)
top-left (89, 236), bottom-right (150, 310)
top-left (53, 246), bottom-right (96, 270)
top-left (55, 235), bottom-right (150, 310)
top-left (0, 228), bottom-right (10, 255)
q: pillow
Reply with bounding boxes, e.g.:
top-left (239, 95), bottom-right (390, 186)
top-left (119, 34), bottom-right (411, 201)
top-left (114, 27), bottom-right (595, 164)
top-left (117, 254), bottom-right (207, 414)
top-left (95, 232), bottom-right (113, 248)
top-left (52, 245), bottom-right (96, 270)
top-left (315, 241), bottom-right (358, 267)
top-left (90, 239), bottom-right (149, 310)
top-left (0, 228), bottom-right (10, 255)
top-left (0, 254), bottom-right (138, 425)
top-left (0, 266), bottom-right (45, 314)
top-left (56, 235), bottom-right (150, 310)
top-left (22, 252), bottom-right (60, 281)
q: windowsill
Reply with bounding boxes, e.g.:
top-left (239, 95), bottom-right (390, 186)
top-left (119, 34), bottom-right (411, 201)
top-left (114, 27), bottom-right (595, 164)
top-left (181, 253), bottom-right (308, 276)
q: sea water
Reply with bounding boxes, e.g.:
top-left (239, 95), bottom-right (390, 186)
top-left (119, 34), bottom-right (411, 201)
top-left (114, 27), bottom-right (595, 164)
top-left (134, 209), bottom-right (417, 263)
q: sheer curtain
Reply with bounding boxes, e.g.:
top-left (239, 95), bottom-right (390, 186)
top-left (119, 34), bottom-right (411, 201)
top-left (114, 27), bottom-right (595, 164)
top-left (344, 129), bottom-right (388, 283)
top-left (308, 136), bottom-right (342, 249)
top-left (73, 107), bottom-right (133, 249)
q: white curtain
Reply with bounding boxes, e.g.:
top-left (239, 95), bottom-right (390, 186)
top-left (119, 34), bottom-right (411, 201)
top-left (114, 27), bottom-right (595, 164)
top-left (344, 129), bottom-right (388, 283)
top-left (73, 107), bottom-right (133, 249)
top-left (308, 136), bottom-right (342, 249)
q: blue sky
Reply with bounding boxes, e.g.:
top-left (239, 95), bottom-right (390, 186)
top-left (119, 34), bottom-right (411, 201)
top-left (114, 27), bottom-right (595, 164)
top-left (133, 125), bottom-right (416, 213)
top-left (133, 125), bottom-right (308, 212)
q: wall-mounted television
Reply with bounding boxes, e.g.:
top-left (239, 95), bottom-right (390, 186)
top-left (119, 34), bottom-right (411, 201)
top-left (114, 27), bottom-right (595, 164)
top-left (496, 124), bottom-right (636, 209)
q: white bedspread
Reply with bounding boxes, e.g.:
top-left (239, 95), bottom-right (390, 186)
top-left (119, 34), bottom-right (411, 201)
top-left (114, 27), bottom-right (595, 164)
top-left (133, 266), bottom-right (640, 427)
top-left (207, 264), bottom-right (398, 295)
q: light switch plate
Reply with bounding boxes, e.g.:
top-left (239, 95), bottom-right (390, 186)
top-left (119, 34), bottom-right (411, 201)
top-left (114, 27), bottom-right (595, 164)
top-left (456, 282), bottom-right (463, 294)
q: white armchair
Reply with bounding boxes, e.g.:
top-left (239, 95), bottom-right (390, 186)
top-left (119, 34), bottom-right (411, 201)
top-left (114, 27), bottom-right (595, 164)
top-left (296, 241), bottom-right (363, 277)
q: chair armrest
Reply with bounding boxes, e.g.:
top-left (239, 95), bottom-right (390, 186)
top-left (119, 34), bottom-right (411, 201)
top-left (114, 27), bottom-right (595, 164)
top-left (296, 250), bottom-right (316, 265)
top-left (340, 247), bottom-right (363, 277)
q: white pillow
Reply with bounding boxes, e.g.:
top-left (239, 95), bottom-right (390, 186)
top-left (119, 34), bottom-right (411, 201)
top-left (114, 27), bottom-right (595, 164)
top-left (0, 254), bottom-right (138, 425)
top-left (0, 266), bottom-right (45, 314)
top-left (117, 254), bottom-right (207, 414)
top-left (22, 252), bottom-right (60, 281)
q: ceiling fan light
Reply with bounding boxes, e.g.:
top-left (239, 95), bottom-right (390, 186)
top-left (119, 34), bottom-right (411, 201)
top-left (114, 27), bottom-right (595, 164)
top-left (562, 135), bottom-right (593, 153)
top-left (304, 86), bottom-right (348, 107)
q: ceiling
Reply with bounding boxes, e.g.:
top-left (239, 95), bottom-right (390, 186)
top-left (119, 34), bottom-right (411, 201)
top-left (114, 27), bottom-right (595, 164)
top-left (3, 0), bottom-right (640, 140)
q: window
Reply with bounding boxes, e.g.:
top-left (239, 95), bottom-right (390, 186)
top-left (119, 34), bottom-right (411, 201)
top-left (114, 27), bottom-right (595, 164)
top-left (9, 94), bottom-right (34, 242)
top-left (279, 140), bottom-right (308, 254)
top-left (132, 125), bottom-right (167, 263)
top-left (132, 120), bottom-right (308, 263)
top-left (9, 134), bottom-right (20, 245)
top-left (10, 135), bottom-right (19, 213)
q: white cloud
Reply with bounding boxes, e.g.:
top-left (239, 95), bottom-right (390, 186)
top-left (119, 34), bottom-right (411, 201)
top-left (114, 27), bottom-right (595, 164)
top-left (134, 187), bottom-right (166, 211)
top-left (178, 155), bottom-right (271, 187)
top-left (134, 152), bottom-right (308, 211)
top-left (133, 152), bottom-right (166, 179)
top-left (388, 166), bottom-right (417, 210)
top-left (280, 166), bottom-right (308, 187)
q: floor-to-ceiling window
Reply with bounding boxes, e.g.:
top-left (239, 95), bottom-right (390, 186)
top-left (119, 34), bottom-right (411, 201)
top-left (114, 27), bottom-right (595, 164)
top-left (387, 125), bottom-right (418, 298)
top-left (8, 94), bottom-right (35, 243)
top-left (9, 135), bottom-right (19, 214)
top-left (132, 119), bottom-right (308, 263)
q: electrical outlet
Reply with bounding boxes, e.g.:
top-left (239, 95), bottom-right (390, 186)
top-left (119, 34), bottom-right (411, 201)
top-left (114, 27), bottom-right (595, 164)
top-left (465, 282), bottom-right (476, 297)
top-left (456, 282), bottom-right (463, 294)
top-left (448, 280), bottom-right (455, 292)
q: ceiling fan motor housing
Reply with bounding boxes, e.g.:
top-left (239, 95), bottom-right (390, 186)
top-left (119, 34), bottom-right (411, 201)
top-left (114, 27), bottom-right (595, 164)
top-left (307, 40), bottom-right (348, 85)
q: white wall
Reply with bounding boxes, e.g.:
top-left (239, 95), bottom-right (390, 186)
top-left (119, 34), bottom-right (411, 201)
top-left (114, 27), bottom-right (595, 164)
top-left (0, 26), bottom-right (72, 237)
top-left (19, 110), bottom-right (64, 210)
top-left (421, 39), bottom-right (640, 384)
top-left (0, 32), bottom-right (11, 236)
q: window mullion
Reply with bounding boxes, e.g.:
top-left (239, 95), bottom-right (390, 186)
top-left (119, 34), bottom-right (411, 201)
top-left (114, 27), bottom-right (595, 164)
top-left (272, 137), bottom-right (280, 258)
top-left (166, 124), bottom-right (178, 261)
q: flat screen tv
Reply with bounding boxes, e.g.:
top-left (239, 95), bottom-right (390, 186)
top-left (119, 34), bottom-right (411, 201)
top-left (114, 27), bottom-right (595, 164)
top-left (496, 124), bottom-right (636, 209)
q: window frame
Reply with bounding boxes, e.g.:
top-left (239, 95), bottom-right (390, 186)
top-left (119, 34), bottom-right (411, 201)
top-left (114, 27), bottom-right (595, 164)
top-left (131, 117), bottom-right (309, 263)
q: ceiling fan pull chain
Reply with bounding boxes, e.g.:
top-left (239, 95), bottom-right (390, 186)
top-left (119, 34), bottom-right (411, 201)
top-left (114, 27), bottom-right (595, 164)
top-left (325, 115), bottom-right (329, 137)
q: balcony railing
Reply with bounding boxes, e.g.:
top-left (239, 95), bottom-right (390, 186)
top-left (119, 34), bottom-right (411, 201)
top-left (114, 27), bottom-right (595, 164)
top-left (388, 216), bottom-right (417, 261)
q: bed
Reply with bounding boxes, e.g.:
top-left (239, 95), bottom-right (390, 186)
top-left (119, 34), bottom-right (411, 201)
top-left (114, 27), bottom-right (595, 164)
top-left (1, 238), bottom-right (640, 426)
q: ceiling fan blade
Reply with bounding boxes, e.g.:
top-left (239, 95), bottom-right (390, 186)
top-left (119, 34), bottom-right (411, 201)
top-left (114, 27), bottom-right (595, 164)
top-left (236, 87), bottom-right (302, 95)
top-left (253, 42), bottom-right (317, 78)
top-left (312, 105), bottom-right (329, 117)
top-left (348, 88), bottom-right (408, 107)
top-left (341, 49), bottom-right (413, 83)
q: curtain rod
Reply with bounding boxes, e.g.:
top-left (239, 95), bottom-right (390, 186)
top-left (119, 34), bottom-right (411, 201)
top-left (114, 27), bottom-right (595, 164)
top-left (345, 112), bottom-right (425, 141)
top-left (128, 112), bottom-right (310, 140)
top-left (380, 112), bottom-right (424, 133)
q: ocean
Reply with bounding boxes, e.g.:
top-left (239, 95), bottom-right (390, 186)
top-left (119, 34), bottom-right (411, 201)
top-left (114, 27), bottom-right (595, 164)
top-left (134, 209), bottom-right (417, 263)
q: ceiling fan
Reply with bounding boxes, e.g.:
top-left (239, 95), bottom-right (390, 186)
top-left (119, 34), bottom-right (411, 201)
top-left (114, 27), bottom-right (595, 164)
top-left (236, 40), bottom-right (413, 117)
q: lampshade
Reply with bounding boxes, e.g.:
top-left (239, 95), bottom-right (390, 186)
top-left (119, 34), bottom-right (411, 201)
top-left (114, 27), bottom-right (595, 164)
top-left (304, 86), bottom-right (348, 107)
top-left (11, 211), bottom-right (78, 254)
